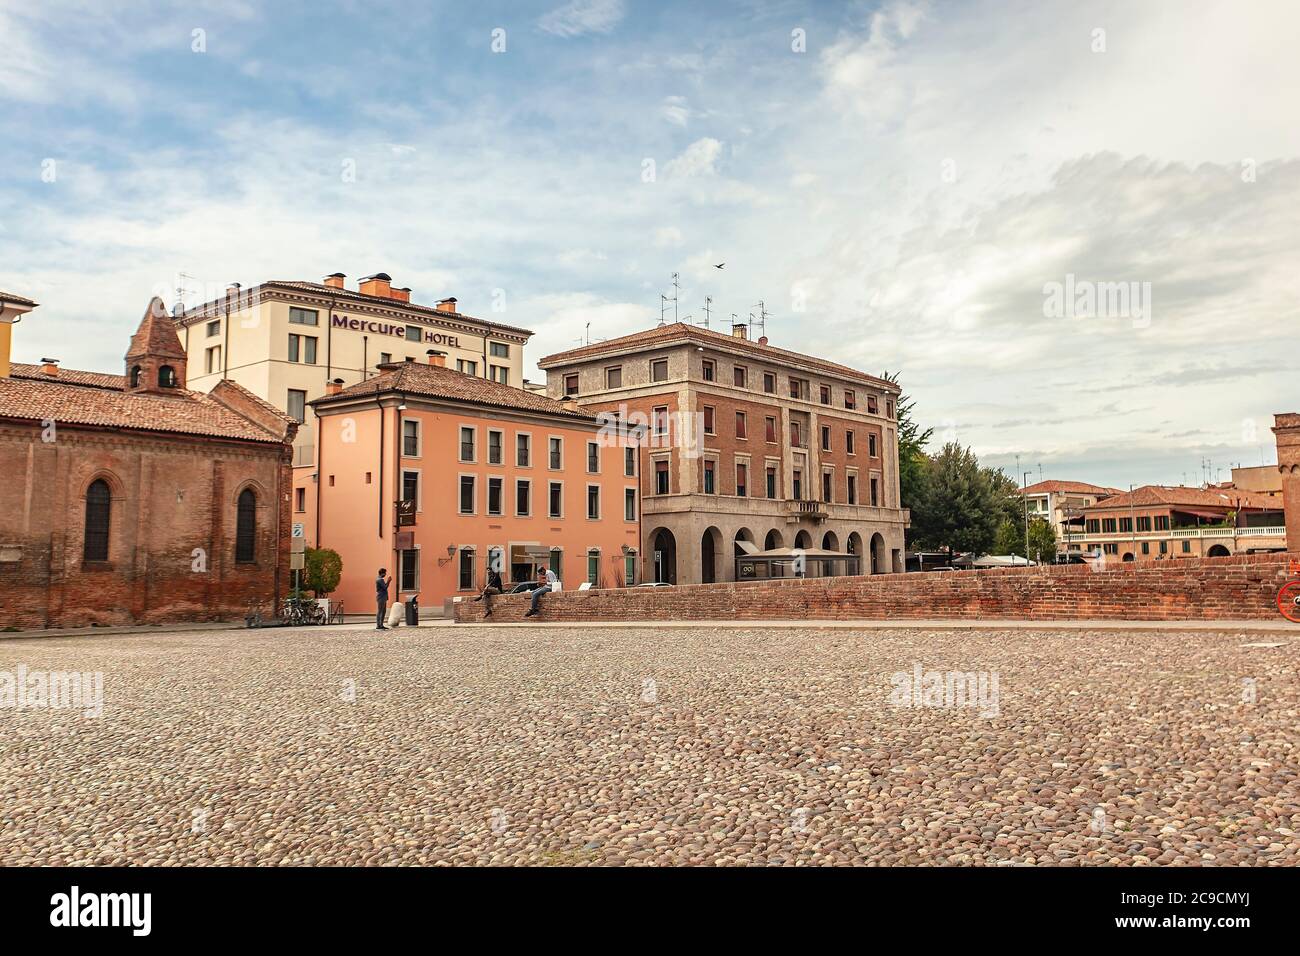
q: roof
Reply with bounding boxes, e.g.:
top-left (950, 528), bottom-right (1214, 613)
top-left (538, 322), bottom-right (900, 391)
top-left (1084, 485), bottom-right (1283, 512)
top-left (0, 374), bottom-right (290, 443)
top-left (126, 299), bottom-right (188, 359)
top-left (0, 290), bottom-right (38, 307)
top-left (176, 280), bottom-right (534, 339)
top-left (1020, 480), bottom-right (1124, 496)
top-left (311, 359), bottom-right (598, 421)
top-left (9, 363), bottom-right (126, 391)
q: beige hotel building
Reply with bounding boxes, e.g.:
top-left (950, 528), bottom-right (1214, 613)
top-left (174, 272), bottom-right (532, 546)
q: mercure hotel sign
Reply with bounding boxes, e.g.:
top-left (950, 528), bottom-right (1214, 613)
top-left (332, 314), bottom-right (460, 348)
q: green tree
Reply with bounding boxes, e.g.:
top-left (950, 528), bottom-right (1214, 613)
top-left (1027, 517), bottom-right (1057, 563)
top-left (908, 442), bottom-right (1001, 558)
top-left (304, 547), bottom-right (343, 597)
top-left (993, 518), bottom-right (1023, 556)
top-left (882, 371), bottom-right (933, 509)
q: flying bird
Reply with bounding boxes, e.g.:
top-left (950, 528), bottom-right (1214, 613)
top-left (713, 262), bottom-right (725, 269)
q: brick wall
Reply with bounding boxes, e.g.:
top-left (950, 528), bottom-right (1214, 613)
top-left (0, 424), bottom-right (291, 630)
top-left (455, 552), bottom-right (1297, 624)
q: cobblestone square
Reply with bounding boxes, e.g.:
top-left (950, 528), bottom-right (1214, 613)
top-left (1, 625), bottom-right (1295, 865)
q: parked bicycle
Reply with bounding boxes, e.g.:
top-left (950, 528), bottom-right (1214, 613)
top-left (281, 594), bottom-right (327, 627)
top-left (1278, 560), bottom-right (1300, 623)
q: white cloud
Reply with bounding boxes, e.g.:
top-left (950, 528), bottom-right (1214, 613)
top-left (665, 137), bottom-right (723, 178)
top-left (538, 0), bottom-right (626, 38)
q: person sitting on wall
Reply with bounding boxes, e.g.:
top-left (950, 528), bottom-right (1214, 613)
top-left (375, 568), bottom-right (392, 630)
top-left (523, 566), bottom-right (558, 619)
top-left (474, 566), bottom-right (505, 618)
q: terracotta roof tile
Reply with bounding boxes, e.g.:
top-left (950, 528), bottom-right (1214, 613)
top-left (1084, 485), bottom-right (1282, 512)
top-left (9, 363), bottom-right (126, 391)
top-left (538, 323), bottom-right (899, 390)
top-left (312, 360), bottom-right (596, 421)
top-left (0, 376), bottom-right (287, 443)
top-left (126, 298), bottom-right (187, 360)
top-left (1020, 480), bottom-right (1124, 496)
top-left (0, 290), bottom-right (38, 307)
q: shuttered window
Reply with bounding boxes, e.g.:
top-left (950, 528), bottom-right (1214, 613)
top-left (83, 480), bottom-right (111, 561)
top-left (235, 489), bottom-right (256, 562)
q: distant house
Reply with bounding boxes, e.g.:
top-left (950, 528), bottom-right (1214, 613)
top-left (1017, 480), bottom-right (1124, 554)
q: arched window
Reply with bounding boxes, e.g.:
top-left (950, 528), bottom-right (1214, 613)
top-left (158, 365), bottom-right (177, 388)
top-left (83, 479), bottom-right (111, 561)
top-left (129, 365), bottom-right (142, 388)
top-left (235, 488), bottom-right (257, 562)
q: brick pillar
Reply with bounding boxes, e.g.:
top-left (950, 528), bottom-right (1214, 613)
top-left (1274, 413), bottom-right (1300, 552)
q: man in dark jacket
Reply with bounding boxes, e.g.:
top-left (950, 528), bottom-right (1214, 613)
top-left (474, 567), bottom-right (505, 618)
top-left (376, 568), bottom-right (392, 630)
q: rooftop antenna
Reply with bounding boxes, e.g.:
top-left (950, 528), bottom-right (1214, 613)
top-left (584, 321), bottom-right (591, 346)
top-left (702, 296), bottom-right (712, 329)
top-left (671, 272), bottom-right (680, 324)
top-left (748, 299), bottom-right (769, 340)
top-left (659, 294), bottom-right (669, 326)
top-left (175, 271), bottom-right (197, 311)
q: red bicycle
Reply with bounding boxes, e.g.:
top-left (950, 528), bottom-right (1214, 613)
top-left (1278, 560), bottom-right (1300, 623)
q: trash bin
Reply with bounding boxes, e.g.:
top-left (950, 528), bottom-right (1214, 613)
top-left (405, 594), bottom-right (419, 626)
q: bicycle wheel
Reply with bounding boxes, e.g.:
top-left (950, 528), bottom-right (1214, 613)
top-left (1278, 581), bottom-right (1300, 623)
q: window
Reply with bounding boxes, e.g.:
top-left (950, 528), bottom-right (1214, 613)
top-left (887, 400), bottom-right (894, 418)
top-left (235, 488), bottom-right (256, 563)
top-left (457, 359), bottom-right (478, 375)
top-left (458, 550), bottom-right (474, 591)
top-left (380, 352), bottom-right (392, 365)
top-left (655, 459), bottom-right (670, 495)
top-left (821, 426), bottom-right (831, 451)
top-left (516, 480), bottom-right (531, 516)
top-left (564, 374), bottom-right (579, 396)
top-left (870, 477), bottom-right (879, 507)
top-left (606, 366), bottom-right (623, 389)
top-left (735, 411), bottom-right (747, 439)
top-left (702, 359), bottom-right (715, 382)
top-left (402, 549), bottom-right (420, 592)
top-left (206, 320), bottom-right (221, 337)
top-left (587, 485), bottom-right (601, 519)
top-left (1137, 516), bottom-right (1152, 532)
top-left (869, 433), bottom-right (878, 457)
top-left (158, 365), bottom-right (177, 388)
top-left (704, 460), bottom-right (716, 494)
top-left (1119, 517), bottom-right (1133, 533)
top-left (289, 307), bottom-right (318, 326)
top-left (488, 430), bottom-right (503, 465)
top-left (1182, 540), bottom-right (1191, 553)
top-left (846, 430), bottom-right (855, 455)
top-left (205, 346), bottom-right (221, 374)
top-left (819, 384), bottom-right (831, 405)
top-left (625, 554), bottom-right (637, 586)
top-left (490, 365), bottom-right (508, 384)
top-left (792, 469), bottom-right (803, 500)
top-left (549, 550), bottom-right (563, 579)
top-left (405, 325), bottom-right (421, 342)
top-left (790, 422), bottom-right (802, 447)
top-left (624, 447), bottom-right (636, 477)
top-left (288, 333), bottom-right (317, 364)
top-left (789, 378), bottom-right (808, 400)
top-left (403, 420), bottom-right (420, 457)
top-left (703, 405), bottom-right (715, 435)
top-left (653, 406), bottom-right (669, 436)
top-left (847, 475), bottom-right (857, 504)
top-left (736, 463), bottom-right (747, 497)
top-left (83, 479), bottom-right (111, 562)
top-left (489, 342), bottom-right (510, 358)
top-left (549, 437), bottom-right (563, 470)
top-left (733, 366), bottom-right (747, 388)
top-left (516, 434), bottom-right (531, 467)
top-left (459, 426), bottom-right (476, 462)
top-left (868, 395), bottom-right (879, 415)
top-left (1102, 518), bottom-right (1117, 533)
top-left (765, 416), bottom-right (776, 443)
top-left (294, 488), bottom-right (306, 512)
top-left (761, 372), bottom-right (774, 394)
top-left (587, 552), bottom-right (600, 586)
top-left (587, 441), bottom-right (600, 473)
top-left (820, 471), bottom-right (831, 502)
top-left (1104, 543), bottom-right (1119, 555)
top-left (1155, 515), bottom-right (1170, 530)
top-left (402, 471), bottom-right (420, 510)
top-left (549, 482), bottom-right (563, 518)
top-left (651, 359), bottom-right (668, 382)
top-left (1086, 519), bottom-right (1100, 534)
top-left (1141, 541), bottom-right (1150, 555)
top-left (766, 466), bottom-right (777, 499)
top-left (624, 487), bottom-right (636, 520)
top-left (1159, 540), bottom-right (1168, 554)
top-left (287, 389), bottom-right (306, 424)
top-left (488, 477), bottom-right (503, 516)
top-left (129, 366), bottom-right (141, 388)
top-left (845, 390), bottom-right (856, 410)
top-left (459, 475), bottom-right (475, 514)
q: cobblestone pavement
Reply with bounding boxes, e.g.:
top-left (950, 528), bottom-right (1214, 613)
top-left (0, 625), bottom-right (1295, 866)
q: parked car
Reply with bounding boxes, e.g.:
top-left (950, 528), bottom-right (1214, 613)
top-left (634, 581), bottom-right (674, 588)
top-left (507, 580), bottom-right (545, 594)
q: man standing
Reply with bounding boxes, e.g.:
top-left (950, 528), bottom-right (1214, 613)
top-left (375, 568), bottom-right (392, 630)
top-left (523, 566), bottom-right (558, 619)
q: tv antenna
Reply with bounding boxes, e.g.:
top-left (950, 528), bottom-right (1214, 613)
top-left (702, 296), bottom-right (712, 329)
top-left (747, 300), bottom-right (769, 339)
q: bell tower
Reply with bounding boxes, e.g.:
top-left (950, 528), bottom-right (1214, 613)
top-left (125, 297), bottom-right (188, 394)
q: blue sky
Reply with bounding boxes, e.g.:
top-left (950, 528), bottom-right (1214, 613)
top-left (3, 0), bottom-right (1298, 488)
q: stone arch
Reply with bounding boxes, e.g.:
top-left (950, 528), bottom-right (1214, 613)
top-left (1121, 552), bottom-right (1135, 562)
top-left (870, 532), bottom-right (886, 574)
top-left (847, 532), bottom-right (864, 575)
top-left (794, 529), bottom-right (813, 549)
top-left (1206, 544), bottom-right (1231, 557)
top-left (649, 527), bottom-right (677, 584)
top-left (764, 528), bottom-right (784, 551)
top-left (701, 526), bottom-right (724, 584)
top-left (821, 530), bottom-right (840, 551)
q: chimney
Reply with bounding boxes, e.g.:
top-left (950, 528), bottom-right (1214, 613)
top-left (323, 273), bottom-right (346, 290)
top-left (426, 349), bottom-right (446, 368)
top-left (731, 322), bottom-right (749, 339)
top-left (391, 287), bottom-right (412, 303)
top-left (40, 357), bottom-right (59, 376)
top-left (325, 377), bottom-right (345, 395)
top-left (437, 297), bottom-right (458, 313)
top-left (359, 273), bottom-right (393, 298)
top-left (561, 397), bottom-right (580, 412)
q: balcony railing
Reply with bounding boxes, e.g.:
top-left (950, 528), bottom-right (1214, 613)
top-left (787, 498), bottom-right (828, 520)
top-left (1083, 526), bottom-right (1286, 540)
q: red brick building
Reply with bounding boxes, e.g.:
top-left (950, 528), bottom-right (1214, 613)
top-left (0, 295), bottom-right (297, 629)
top-left (1275, 412), bottom-right (1300, 552)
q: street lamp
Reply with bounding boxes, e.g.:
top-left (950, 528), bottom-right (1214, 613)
top-left (1023, 471), bottom-right (1033, 563)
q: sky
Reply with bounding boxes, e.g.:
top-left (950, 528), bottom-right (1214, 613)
top-left (2, 0), bottom-right (1297, 489)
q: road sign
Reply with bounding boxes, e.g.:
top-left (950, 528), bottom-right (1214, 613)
top-left (290, 552), bottom-right (305, 570)
top-left (292, 523), bottom-right (304, 538)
